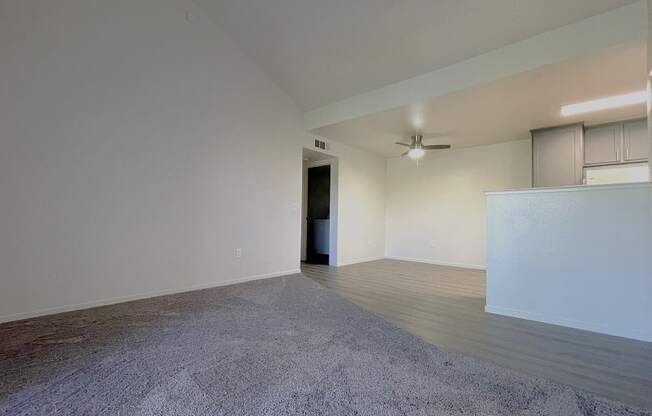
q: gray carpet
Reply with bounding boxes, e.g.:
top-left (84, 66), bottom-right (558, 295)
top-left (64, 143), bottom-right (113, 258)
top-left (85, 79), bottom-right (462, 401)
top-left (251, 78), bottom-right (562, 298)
top-left (0, 274), bottom-right (649, 416)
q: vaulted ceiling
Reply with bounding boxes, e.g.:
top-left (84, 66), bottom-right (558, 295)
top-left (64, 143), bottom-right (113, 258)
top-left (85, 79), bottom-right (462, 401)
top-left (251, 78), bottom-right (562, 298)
top-left (196, 0), bottom-right (636, 111)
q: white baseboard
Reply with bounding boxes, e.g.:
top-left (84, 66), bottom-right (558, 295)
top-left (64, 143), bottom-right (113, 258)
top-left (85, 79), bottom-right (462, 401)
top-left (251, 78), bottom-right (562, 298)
top-left (386, 256), bottom-right (485, 270)
top-left (485, 305), bottom-right (652, 343)
top-left (336, 256), bottom-right (385, 267)
top-left (0, 269), bottom-right (301, 324)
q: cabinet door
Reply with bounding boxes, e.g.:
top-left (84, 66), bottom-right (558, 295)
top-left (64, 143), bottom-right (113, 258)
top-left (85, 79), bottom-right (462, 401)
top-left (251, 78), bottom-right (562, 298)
top-left (584, 124), bottom-right (621, 165)
top-left (532, 124), bottom-right (584, 187)
top-left (623, 119), bottom-right (649, 162)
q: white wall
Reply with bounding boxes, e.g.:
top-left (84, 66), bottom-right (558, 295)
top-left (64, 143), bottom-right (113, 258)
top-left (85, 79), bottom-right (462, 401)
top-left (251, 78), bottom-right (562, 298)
top-left (302, 139), bottom-right (387, 266)
top-left (486, 183), bottom-right (652, 342)
top-left (386, 140), bottom-right (532, 269)
top-left (647, 0), bottom-right (652, 180)
top-left (0, 0), bottom-right (307, 321)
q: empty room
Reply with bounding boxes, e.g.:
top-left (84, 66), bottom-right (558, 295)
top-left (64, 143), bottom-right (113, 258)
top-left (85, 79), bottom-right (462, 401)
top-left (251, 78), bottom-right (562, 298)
top-left (1, 1), bottom-right (651, 415)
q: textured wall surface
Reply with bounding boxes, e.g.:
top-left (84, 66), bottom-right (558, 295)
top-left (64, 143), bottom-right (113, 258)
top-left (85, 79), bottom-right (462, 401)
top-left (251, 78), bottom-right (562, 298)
top-left (486, 183), bottom-right (652, 341)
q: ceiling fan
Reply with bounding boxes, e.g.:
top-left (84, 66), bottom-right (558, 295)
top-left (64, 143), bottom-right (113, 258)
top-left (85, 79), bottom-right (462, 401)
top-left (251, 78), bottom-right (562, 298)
top-left (395, 134), bottom-right (451, 159)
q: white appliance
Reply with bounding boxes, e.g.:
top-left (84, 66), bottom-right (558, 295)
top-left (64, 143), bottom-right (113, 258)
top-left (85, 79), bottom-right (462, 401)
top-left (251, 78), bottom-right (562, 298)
top-left (312, 219), bottom-right (330, 255)
top-left (584, 163), bottom-right (649, 185)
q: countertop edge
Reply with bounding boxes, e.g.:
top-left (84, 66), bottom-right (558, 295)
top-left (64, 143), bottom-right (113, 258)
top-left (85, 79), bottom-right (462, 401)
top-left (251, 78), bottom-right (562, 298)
top-left (485, 182), bottom-right (652, 196)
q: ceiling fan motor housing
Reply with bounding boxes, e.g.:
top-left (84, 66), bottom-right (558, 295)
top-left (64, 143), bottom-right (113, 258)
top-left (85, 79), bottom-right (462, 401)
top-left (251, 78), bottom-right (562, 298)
top-left (411, 135), bottom-right (424, 149)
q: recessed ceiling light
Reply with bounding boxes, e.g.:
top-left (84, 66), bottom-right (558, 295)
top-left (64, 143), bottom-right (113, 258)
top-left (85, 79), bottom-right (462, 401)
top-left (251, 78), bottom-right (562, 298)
top-left (561, 90), bottom-right (647, 117)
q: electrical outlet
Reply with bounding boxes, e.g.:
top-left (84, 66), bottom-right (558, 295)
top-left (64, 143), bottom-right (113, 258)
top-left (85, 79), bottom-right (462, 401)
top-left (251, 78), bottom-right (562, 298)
top-left (235, 248), bottom-right (242, 258)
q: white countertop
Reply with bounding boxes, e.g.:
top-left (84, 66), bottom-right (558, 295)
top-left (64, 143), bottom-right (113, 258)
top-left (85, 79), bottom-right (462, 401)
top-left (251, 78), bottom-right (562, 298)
top-left (485, 181), bottom-right (652, 196)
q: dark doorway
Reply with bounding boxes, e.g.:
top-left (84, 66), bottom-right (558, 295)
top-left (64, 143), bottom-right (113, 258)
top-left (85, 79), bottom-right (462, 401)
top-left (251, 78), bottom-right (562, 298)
top-left (306, 165), bottom-right (330, 265)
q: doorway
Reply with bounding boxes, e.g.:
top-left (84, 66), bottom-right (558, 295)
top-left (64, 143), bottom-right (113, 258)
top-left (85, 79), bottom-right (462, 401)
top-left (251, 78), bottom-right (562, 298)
top-left (306, 165), bottom-right (330, 264)
top-left (301, 148), bottom-right (338, 266)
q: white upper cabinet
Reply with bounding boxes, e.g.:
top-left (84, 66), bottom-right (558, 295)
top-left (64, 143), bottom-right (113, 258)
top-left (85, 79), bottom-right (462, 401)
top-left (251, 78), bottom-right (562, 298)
top-left (623, 119), bottom-right (649, 162)
top-left (584, 124), bottom-right (621, 165)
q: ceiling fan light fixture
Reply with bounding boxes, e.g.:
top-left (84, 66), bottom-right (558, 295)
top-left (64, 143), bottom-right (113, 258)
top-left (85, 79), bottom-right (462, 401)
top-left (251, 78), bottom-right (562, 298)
top-left (408, 148), bottom-right (425, 160)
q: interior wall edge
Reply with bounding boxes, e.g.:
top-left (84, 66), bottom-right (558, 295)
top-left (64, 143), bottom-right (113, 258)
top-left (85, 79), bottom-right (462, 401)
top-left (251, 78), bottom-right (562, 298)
top-left (485, 305), bottom-right (652, 343)
top-left (336, 256), bottom-right (386, 267)
top-left (0, 268), bottom-right (302, 325)
top-left (386, 256), bottom-right (486, 271)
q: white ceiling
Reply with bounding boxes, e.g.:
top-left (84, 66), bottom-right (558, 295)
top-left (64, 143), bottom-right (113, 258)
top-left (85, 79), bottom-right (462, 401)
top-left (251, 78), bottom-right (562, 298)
top-left (196, 0), bottom-right (636, 111)
top-left (314, 42), bottom-right (647, 158)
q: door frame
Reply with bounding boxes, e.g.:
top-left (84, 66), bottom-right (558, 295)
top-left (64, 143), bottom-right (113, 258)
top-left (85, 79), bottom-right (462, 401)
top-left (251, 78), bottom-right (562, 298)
top-left (301, 150), bottom-right (338, 266)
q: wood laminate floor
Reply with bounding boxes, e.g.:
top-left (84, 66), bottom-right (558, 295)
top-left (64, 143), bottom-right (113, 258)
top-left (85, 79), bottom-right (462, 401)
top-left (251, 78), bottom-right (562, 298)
top-left (301, 259), bottom-right (652, 410)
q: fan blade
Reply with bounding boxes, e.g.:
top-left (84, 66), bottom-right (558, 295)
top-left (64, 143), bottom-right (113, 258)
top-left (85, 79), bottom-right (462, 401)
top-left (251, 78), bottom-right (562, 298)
top-left (422, 144), bottom-right (451, 150)
top-left (395, 142), bottom-right (411, 147)
top-left (401, 150), bottom-right (409, 156)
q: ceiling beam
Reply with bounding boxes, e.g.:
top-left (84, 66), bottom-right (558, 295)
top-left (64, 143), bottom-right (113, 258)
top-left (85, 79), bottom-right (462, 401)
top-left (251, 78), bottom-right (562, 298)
top-left (304, 2), bottom-right (646, 130)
